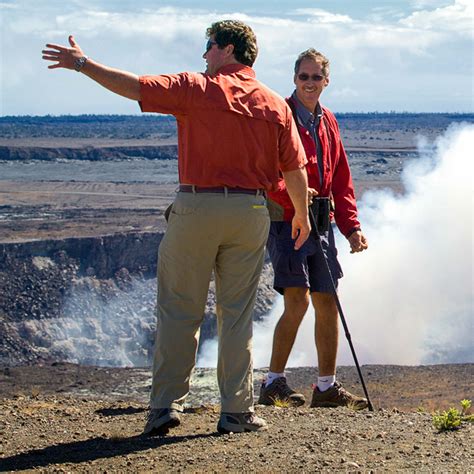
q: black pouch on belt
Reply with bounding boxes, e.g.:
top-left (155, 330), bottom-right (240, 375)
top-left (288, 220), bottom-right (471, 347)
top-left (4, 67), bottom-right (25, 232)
top-left (310, 197), bottom-right (330, 234)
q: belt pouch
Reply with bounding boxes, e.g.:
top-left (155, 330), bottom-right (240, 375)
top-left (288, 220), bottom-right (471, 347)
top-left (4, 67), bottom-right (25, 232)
top-left (310, 198), bottom-right (330, 234)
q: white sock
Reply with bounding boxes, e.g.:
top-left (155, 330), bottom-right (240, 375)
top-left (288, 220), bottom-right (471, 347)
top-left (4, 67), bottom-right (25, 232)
top-left (317, 375), bottom-right (336, 392)
top-left (265, 371), bottom-right (285, 387)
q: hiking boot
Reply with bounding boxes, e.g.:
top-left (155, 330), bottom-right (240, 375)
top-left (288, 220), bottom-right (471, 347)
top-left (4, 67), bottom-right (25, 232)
top-left (258, 377), bottom-right (305, 407)
top-left (217, 412), bottom-right (268, 434)
top-left (143, 408), bottom-right (181, 436)
top-left (310, 381), bottom-right (368, 409)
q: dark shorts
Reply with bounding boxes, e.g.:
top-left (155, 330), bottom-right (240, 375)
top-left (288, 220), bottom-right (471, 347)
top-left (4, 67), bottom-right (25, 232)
top-left (266, 221), bottom-right (343, 295)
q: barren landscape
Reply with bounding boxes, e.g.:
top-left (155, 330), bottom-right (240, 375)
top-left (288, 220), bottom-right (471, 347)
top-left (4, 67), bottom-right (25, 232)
top-left (1, 363), bottom-right (473, 472)
top-left (3, 112), bottom-right (466, 242)
top-left (1, 114), bottom-right (473, 472)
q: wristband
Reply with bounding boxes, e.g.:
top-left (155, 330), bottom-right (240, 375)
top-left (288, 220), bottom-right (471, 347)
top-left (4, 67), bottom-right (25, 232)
top-left (346, 227), bottom-right (361, 239)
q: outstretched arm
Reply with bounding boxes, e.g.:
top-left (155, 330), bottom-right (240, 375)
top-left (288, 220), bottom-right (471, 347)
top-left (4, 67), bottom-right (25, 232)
top-left (42, 35), bottom-right (140, 101)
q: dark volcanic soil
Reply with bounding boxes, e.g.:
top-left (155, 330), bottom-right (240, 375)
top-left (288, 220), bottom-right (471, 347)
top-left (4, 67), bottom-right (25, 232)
top-left (0, 363), bottom-right (473, 472)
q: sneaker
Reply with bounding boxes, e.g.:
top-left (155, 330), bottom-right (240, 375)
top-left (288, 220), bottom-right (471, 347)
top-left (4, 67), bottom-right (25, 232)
top-left (310, 381), bottom-right (368, 409)
top-left (143, 408), bottom-right (181, 436)
top-left (217, 412), bottom-right (268, 434)
top-left (258, 377), bottom-right (305, 407)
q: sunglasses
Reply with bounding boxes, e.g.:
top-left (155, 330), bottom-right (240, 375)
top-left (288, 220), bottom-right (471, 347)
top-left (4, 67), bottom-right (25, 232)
top-left (205, 40), bottom-right (218, 53)
top-left (297, 73), bottom-right (325, 82)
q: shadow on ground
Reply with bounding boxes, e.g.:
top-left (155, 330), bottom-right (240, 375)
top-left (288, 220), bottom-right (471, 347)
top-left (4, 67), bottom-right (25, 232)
top-left (0, 432), bottom-right (218, 471)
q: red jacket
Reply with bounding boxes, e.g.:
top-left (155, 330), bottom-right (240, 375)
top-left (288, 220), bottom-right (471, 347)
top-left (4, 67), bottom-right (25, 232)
top-left (267, 96), bottom-right (360, 238)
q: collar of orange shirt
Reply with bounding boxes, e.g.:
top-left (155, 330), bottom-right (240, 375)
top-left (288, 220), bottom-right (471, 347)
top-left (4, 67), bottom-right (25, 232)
top-left (212, 63), bottom-right (256, 78)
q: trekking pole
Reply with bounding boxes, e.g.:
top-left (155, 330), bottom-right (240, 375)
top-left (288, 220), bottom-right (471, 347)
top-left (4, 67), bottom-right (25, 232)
top-left (308, 205), bottom-right (374, 411)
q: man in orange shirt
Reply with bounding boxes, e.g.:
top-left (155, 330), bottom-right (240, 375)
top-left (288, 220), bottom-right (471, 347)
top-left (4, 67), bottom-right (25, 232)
top-left (43, 20), bottom-right (310, 435)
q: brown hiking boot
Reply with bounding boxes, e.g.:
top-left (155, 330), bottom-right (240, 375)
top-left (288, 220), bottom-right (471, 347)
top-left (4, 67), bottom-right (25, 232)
top-left (143, 408), bottom-right (181, 436)
top-left (217, 412), bottom-right (268, 434)
top-left (257, 377), bottom-right (305, 406)
top-left (310, 381), bottom-right (368, 409)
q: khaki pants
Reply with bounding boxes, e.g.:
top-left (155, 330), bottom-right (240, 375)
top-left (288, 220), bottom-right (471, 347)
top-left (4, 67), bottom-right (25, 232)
top-left (150, 191), bottom-right (270, 413)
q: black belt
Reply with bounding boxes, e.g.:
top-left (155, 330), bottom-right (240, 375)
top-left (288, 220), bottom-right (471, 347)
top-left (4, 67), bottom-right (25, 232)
top-left (179, 185), bottom-right (264, 196)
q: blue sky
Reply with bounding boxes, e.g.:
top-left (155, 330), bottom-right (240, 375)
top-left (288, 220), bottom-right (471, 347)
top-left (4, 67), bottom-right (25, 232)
top-left (1, 0), bottom-right (472, 115)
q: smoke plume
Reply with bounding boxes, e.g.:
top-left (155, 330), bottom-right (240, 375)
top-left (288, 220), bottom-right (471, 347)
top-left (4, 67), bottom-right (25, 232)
top-left (199, 123), bottom-right (474, 367)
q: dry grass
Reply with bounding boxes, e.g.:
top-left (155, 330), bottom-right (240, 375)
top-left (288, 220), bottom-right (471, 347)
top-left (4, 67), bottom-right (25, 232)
top-left (271, 397), bottom-right (291, 408)
top-left (30, 387), bottom-right (41, 399)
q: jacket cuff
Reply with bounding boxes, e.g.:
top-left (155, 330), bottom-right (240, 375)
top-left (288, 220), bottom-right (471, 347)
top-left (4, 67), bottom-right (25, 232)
top-left (345, 227), bottom-right (361, 239)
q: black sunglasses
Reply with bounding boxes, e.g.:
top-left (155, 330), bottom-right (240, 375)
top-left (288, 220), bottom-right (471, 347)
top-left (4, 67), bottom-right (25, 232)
top-left (205, 40), bottom-right (218, 53)
top-left (297, 73), bottom-right (325, 82)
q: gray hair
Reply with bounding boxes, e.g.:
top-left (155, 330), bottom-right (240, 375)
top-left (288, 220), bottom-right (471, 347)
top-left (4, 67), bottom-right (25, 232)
top-left (294, 48), bottom-right (330, 77)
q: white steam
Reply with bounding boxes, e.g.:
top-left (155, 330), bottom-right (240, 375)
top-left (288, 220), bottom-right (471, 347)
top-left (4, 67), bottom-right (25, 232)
top-left (198, 123), bottom-right (474, 367)
top-left (36, 124), bottom-right (472, 368)
top-left (54, 278), bottom-right (157, 367)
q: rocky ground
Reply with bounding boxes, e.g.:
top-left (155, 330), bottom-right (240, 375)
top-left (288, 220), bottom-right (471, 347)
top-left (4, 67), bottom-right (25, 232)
top-left (0, 364), bottom-right (473, 472)
top-left (0, 249), bottom-right (275, 367)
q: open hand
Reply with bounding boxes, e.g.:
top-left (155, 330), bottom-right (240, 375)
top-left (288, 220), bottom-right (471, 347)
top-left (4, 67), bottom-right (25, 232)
top-left (42, 35), bottom-right (84, 70)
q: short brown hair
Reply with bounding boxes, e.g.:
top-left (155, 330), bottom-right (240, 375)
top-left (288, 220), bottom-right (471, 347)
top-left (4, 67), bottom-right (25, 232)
top-left (294, 48), bottom-right (330, 77)
top-left (206, 20), bottom-right (258, 67)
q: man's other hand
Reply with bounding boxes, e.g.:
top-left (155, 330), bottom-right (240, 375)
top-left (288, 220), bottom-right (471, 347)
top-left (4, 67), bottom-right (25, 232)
top-left (42, 35), bottom-right (84, 70)
top-left (348, 230), bottom-right (368, 253)
top-left (308, 187), bottom-right (318, 204)
top-left (291, 213), bottom-right (311, 250)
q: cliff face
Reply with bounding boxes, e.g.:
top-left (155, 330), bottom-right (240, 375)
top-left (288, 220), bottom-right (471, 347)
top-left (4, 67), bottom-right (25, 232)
top-left (0, 145), bottom-right (178, 161)
top-left (0, 232), bottom-right (163, 279)
top-left (0, 233), bottom-right (276, 367)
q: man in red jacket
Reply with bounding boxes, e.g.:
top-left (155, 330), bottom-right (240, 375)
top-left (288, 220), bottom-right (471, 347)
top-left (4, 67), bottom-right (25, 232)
top-left (259, 48), bottom-right (369, 409)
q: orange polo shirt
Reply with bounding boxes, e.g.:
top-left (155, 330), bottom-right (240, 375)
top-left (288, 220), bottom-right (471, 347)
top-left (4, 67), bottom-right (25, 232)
top-left (139, 64), bottom-right (306, 191)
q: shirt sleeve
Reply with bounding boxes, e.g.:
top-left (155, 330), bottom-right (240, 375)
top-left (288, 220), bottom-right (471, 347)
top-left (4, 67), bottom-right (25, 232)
top-left (331, 126), bottom-right (361, 237)
top-left (278, 107), bottom-right (308, 172)
top-left (138, 73), bottom-right (194, 115)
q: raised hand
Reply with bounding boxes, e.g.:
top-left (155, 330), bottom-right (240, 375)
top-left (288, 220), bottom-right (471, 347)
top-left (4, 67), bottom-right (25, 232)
top-left (42, 35), bottom-right (85, 70)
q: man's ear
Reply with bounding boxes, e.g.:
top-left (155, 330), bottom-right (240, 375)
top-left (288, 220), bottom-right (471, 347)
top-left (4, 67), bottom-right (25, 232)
top-left (324, 76), bottom-right (330, 88)
top-left (225, 44), bottom-right (235, 57)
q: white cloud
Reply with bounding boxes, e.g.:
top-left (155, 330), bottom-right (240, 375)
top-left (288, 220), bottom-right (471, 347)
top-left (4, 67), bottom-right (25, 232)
top-left (367, 7), bottom-right (406, 23)
top-left (1, 2), bottom-right (472, 114)
top-left (410, 0), bottom-right (452, 7)
top-left (10, 8), bottom-right (212, 38)
top-left (401, 0), bottom-right (473, 37)
top-left (293, 8), bottom-right (353, 23)
top-left (0, 2), bottom-right (19, 8)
